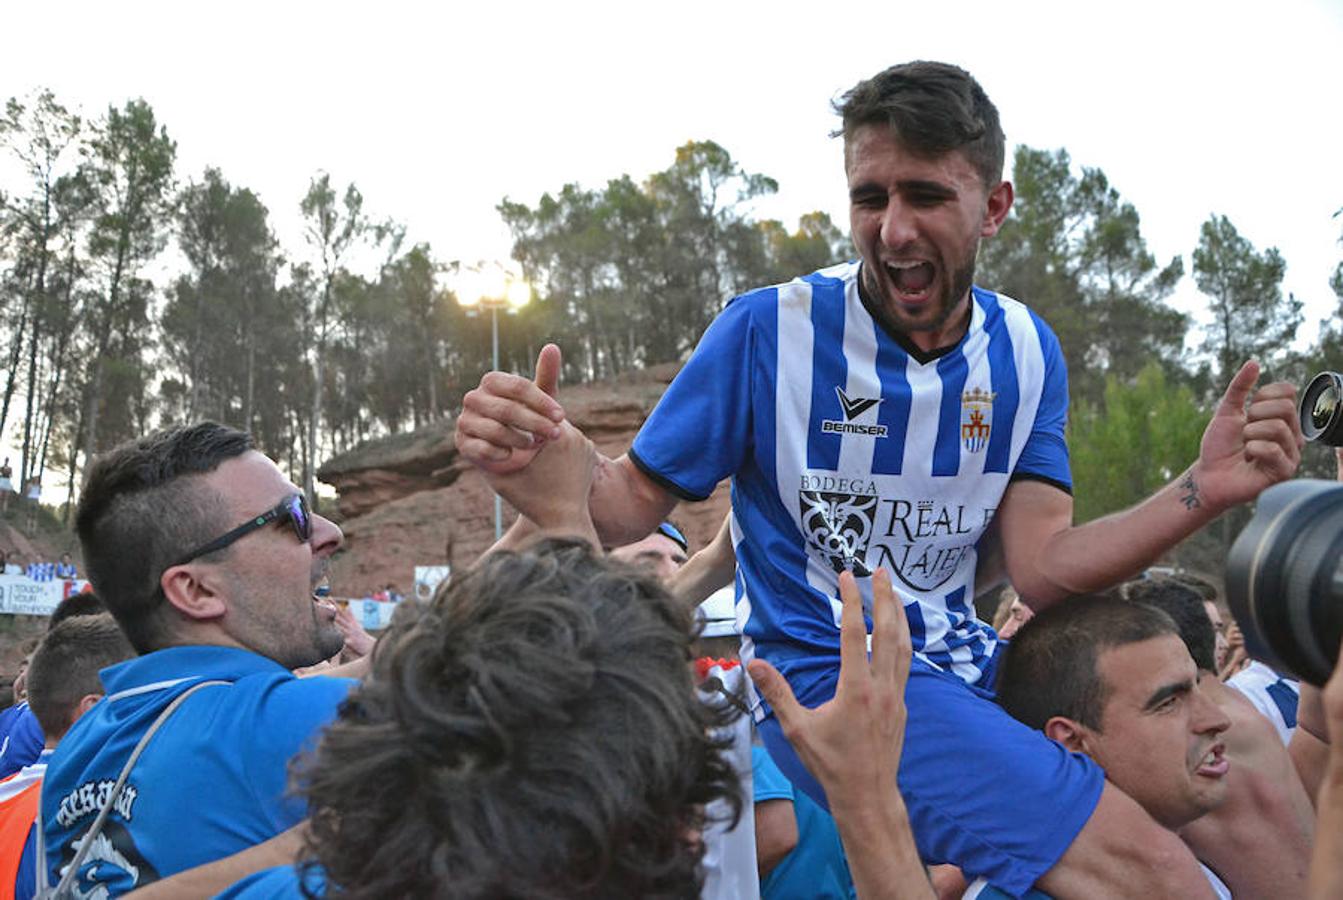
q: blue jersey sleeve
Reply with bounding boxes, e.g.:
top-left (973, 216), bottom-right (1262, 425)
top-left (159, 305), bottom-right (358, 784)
top-left (751, 745), bottom-right (796, 804)
top-left (1012, 312), bottom-right (1071, 491)
top-left (630, 294), bottom-right (760, 501)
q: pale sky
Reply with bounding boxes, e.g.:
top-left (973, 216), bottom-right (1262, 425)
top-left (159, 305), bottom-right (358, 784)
top-left (3, 0), bottom-right (1342, 445)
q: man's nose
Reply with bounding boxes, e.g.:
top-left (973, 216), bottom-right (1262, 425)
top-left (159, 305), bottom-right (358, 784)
top-left (1193, 685), bottom-right (1231, 736)
top-left (881, 199), bottom-right (918, 249)
top-left (311, 514), bottom-right (344, 555)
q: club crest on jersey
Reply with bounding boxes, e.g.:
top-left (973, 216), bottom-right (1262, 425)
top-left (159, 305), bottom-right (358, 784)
top-left (799, 489), bottom-right (877, 575)
top-left (960, 387), bottom-right (996, 453)
top-left (821, 387), bottom-right (888, 437)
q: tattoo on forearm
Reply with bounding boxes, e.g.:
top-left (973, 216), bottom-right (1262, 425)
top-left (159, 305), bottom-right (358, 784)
top-left (1179, 473), bottom-right (1201, 510)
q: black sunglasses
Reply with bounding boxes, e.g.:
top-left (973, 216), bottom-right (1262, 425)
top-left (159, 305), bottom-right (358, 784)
top-left (171, 493), bottom-right (312, 568)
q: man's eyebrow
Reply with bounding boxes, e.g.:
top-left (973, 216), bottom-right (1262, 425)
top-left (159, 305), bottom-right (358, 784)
top-left (1143, 678), bottom-right (1194, 711)
top-left (848, 180), bottom-right (886, 199)
top-left (898, 179), bottom-right (958, 197)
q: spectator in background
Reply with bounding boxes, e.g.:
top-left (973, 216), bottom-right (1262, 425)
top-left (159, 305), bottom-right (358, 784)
top-left (1, 552), bottom-right (22, 576)
top-left (1227, 647), bottom-right (1301, 747)
top-left (21, 477), bottom-right (39, 532)
top-left (0, 614), bottom-right (136, 900)
top-left (24, 561), bottom-right (54, 583)
top-left (54, 552), bottom-right (77, 580)
top-left (217, 539), bottom-right (740, 898)
top-left (1156, 573), bottom-right (1299, 742)
top-left (0, 638), bottom-right (44, 780)
top-left (991, 587), bottom-right (1034, 641)
top-left (1123, 576), bottom-right (1314, 899)
top-left (609, 520), bottom-right (689, 582)
top-left (0, 458), bottom-right (12, 515)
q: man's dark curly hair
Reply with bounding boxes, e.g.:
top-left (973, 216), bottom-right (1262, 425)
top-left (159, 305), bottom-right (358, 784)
top-left (834, 60), bottom-right (1006, 188)
top-left (295, 538), bottom-right (742, 899)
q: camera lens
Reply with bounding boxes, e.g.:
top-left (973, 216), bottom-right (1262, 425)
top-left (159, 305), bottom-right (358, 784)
top-left (1301, 372), bottom-right (1343, 445)
top-left (1225, 480), bottom-right (1343, 686)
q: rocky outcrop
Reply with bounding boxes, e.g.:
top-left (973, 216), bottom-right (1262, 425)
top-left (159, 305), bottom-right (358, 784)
top-left (318, 425), bottom-right (462, 519)
top-left (320, 362), bottom-right (733, 596)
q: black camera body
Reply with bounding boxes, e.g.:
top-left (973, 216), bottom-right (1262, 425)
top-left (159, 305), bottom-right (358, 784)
top-left (1301, 371), bottom-right (1343, 446)
top-left (1226, 479), bottom-right (1343, 686)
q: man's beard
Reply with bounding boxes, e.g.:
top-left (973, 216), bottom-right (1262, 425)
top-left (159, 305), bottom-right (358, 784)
top-left (862, 252), bottom-right (977, 339)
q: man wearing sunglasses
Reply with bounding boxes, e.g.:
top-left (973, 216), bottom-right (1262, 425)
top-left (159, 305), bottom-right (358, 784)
top-left (38, 422), bottom-right (352, 897)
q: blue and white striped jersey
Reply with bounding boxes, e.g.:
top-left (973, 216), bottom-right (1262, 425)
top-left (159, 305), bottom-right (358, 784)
top-left (630, 261), bottom-right (1070, 686)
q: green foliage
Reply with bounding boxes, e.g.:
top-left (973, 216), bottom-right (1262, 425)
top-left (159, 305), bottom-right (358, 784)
top-left (3, 86), bottom-right (1339, 526)
top-left (978, 147), bottom-right (1189, 410)
top-left (162, 167), bottom-right (283, 430)
top-left (79, 97), bottom-right (177, 459)
top-left (501, 141), bottom-right (848, 380)
top-left (1193, 214), bottom-right (1301, 386)
top-left (1069, 365), bottom-right (1208, 524)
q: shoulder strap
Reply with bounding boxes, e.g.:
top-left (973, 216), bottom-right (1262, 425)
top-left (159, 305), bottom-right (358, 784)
top-left (38, 678), bottom-right (230, 899)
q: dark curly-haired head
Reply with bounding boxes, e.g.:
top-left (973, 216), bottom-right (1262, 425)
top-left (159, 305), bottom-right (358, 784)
top-left (296, 538), bottom-right (741, 899)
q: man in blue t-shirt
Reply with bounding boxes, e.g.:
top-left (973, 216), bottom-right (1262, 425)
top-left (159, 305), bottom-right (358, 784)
top-left (455, 62), bottom-right (1303, 897)
top-left (40, 423), bottom-right (355, 896)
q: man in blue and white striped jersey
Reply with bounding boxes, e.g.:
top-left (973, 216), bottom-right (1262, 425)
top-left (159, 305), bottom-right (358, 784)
top-left (455, 61), bottom-right (1303, 897)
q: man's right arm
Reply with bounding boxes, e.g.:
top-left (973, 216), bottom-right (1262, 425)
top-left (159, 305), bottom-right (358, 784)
top-left (588, 454), bottom-right (678, 547)
top-left (455, 344), bottom-right (678, 547)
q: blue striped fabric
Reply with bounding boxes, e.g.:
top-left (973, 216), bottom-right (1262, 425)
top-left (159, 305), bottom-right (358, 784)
top-left (631, 261), bottom-right (1070, 689)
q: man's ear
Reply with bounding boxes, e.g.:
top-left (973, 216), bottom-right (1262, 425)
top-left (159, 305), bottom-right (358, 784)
top-left (160, 563), bottom-right (229, 622)
top-left (74, 692), bottom-right (103, 721)
top-left (980, 180), bottom-right (1014, 237)
top-left (1044, 715), bottom-right (1091, 753)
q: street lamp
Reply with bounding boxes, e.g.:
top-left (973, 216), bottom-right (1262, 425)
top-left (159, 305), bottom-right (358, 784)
top-left (456, 262), bottom-right (531, 540)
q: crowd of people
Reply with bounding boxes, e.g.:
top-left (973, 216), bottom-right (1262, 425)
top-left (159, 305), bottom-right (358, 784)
top-left (0, 59), bottom-right (1340, 899)
top-left (0, 553), bottom-right (78, 582)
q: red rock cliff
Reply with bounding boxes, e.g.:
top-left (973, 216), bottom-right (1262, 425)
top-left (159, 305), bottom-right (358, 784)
top-left (318, 363), bottom-right (731, 596)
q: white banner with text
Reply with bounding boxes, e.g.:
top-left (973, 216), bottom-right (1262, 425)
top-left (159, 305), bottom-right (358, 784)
top-left (0, 575), bottom-right (90, 616)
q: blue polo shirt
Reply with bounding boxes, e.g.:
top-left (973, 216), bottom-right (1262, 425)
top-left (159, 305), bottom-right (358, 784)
top-left (41, 646), bottom-right (353, 895)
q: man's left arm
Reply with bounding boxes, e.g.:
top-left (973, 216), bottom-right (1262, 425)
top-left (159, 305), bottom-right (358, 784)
top-left (1000, 361), bottom-right (1301, 607)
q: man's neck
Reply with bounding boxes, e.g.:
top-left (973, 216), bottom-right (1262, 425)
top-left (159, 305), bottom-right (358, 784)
top-left (855, 266), bottom-right (971, 361)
